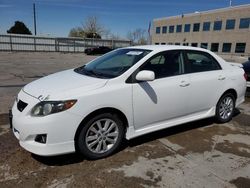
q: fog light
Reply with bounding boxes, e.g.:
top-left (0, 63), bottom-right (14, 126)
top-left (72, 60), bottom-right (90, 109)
top-left (35, 134), bottom-right (47, 144)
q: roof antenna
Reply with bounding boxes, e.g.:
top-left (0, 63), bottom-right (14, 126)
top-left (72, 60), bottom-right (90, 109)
top-left (230, 0), bottom-right (232, 6)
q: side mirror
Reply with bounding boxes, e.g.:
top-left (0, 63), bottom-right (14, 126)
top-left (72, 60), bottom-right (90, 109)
top-left (136, 70), bottom-right (155, 82)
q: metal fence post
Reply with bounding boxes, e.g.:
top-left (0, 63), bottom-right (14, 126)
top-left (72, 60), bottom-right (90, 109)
top-left (34, 37), bottom-right (37, 51)
top-left (74, 39), bottom-right (76, 52)
top-left (9, 35), bottom-right (13, 51)
top-left (55, 39), bottom-right (58, 52)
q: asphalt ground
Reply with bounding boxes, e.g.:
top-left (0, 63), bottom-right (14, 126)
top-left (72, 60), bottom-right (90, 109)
top-left (0, 52), bottom-right (249, 188)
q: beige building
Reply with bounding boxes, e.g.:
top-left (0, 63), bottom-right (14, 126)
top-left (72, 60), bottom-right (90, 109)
top-left (152, 4), bottom-right (250, 56)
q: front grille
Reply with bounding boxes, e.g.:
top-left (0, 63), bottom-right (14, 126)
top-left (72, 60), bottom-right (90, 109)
top-left (17, 100), bottom-right (28, 112)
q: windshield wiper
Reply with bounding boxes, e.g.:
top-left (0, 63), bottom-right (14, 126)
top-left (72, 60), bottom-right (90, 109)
top-left (75, 66), bottom-right (113, 79)
top-left (83, 68), bottom-right (111, 78)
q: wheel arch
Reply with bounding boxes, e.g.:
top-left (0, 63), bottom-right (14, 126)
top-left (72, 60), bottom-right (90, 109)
top-left (220, 88), bottom-right (237, 101)
top-left (215, 88), bottom-right (237, 123)
top-left (74, 107), bottom-right (129, 143)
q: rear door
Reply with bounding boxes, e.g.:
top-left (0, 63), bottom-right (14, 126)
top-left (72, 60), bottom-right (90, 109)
top-left (183, 50), bottom-right (226, 113)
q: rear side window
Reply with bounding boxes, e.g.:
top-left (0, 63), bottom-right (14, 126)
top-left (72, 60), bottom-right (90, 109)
top-left (141, 50), bottom-right (183, 79)
top-left (184, 51), bottom-right (221, 73)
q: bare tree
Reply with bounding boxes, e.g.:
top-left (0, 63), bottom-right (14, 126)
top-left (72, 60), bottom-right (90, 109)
top-left (110, 33), bottom-right (122, 40)
top-left (127, 28), bottom-right (147, 45)
top-left (127, 31), bottom-right (137, 43)
top-left (68, 16), bottom-right (105, 38)
top-left (102, 28), bottom-right (112, 39)
top-left (82, 16), bottom-right (104, 38)
top-left (68, 27), bottom-right (85, 37)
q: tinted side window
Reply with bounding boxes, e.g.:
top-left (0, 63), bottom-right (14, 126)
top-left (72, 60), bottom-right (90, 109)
top-left (141, 50), bottom-right (183, 79)
top-left (184, 51), bottom-right (221, 73)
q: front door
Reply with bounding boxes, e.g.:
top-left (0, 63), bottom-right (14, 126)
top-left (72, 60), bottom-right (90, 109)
top-left (132, 50), bottom-right (191, 130)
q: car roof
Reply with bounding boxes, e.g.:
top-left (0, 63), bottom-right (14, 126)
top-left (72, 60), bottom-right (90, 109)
top-left (126, 45), bottom-right (211, 53)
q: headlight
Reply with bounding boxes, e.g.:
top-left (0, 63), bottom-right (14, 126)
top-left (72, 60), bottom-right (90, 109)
top-left (31, 100), bottom-right (77, 116)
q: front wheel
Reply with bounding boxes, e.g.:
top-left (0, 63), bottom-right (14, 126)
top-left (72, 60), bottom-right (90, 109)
top-left (76, 113), bottom-right (125, 160)
top-left (216, 93), bottom-right (235, 123)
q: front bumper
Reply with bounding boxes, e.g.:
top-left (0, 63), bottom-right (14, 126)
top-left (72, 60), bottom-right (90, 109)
top-left (11, 90), bottom-right (83, 156)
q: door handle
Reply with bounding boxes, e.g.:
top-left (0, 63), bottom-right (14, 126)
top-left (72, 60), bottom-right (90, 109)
top-left (179, 81), bottom-right (190, 87)
top-left (180, 83), bottom-right (190, 87)
top-left (218, 76), bottom-right (226, 80)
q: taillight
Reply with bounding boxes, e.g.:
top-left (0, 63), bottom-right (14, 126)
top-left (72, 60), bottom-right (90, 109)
top-left (244, 73), bottom-right (248, 81)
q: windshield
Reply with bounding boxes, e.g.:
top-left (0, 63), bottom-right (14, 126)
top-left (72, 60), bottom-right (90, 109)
top-left (74, 48), bottom-right (151, 78)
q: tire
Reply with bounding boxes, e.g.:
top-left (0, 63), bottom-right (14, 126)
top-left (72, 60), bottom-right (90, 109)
top-left (76, 113), bottom-right (125, 160)
top-left (215, 93), bottom-right (235, 123)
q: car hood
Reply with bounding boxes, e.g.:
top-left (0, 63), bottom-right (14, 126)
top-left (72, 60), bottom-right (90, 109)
top-left (23, 69), bottom-right (108, 100)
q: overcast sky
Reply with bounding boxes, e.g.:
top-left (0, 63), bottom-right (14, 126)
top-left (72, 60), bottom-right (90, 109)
top-left (0, 0), bottom-right (249, 38)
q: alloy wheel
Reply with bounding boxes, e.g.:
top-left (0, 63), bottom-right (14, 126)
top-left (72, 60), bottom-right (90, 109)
top-left (219, 96), bottom-right (234, 120)
top-left (85, 118), bottom-right (119, 154)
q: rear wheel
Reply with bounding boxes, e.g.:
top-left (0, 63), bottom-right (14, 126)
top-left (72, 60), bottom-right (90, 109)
top-left (76, 113), bottom-right (125, 159)
top-left (216, 93), bottom-right (235, 123)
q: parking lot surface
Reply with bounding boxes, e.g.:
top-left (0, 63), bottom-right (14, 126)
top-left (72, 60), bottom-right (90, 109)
top-left (0, 52), bottom-right (249, 188)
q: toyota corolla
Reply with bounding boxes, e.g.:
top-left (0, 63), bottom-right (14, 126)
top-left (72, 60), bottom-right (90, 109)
top-left (10, 45), bottom-right (247, 159)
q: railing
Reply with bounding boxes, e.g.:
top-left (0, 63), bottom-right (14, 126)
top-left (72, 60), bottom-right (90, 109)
top-left (0, 34), bottom-right (132, 52)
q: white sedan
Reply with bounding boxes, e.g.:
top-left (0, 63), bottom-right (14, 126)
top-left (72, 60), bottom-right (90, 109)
top-left (10, 45), bottom-right (247, 159)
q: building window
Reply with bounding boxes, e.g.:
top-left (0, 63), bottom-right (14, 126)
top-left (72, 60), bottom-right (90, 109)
top-left (191, 43), bottom-right (198, 47)
top-left (176, 25), bottom-right (182, 33)
top-left (175, 43), bottom-right (181, 45)
top-left (211, 43), bottom-right (219, 52)
top-left (201, 43), bottom-right (208, 49)
top-left (156, 27), bottom-right (161, 34)
top-left (162, 26), bottom-right (167, 33)
top-left (213, 21), bottom-right (222, 31)
top-left (222, 43), bottom-right (232, 53)
top-left (226, 19), bottom-right (235, 30)
top-left (239, 18), bottom-right (250, 29)
top-left (235, 43), bottom-right (246, 53)
top-left (169, 25), bottom-right (175, 33)
top-left (161, 43), bottom-right (166, 45)
top-left (193, 23), bottom-right (200, 32)
top-left (183, 43), bottom-right (189, 46)
top-left (184, 24), bottom-right (191, 32)
top-left (203, 22), bottom-right (210, 31)
top-left (155, 43), bottom-right (159, 45)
